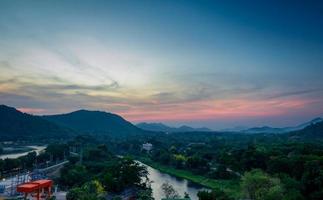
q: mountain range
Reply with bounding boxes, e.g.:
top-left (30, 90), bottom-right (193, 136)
top-left (240, 118), bottom-right (323, 134)
top-left (137, 118), bottom-right (323, 134)
top-left (288, 120), bottom-right (323, 139)
top-left (43, 110), bottom-right (143, 135)
top-left (0, 104), bottom-right (322, 141)
top-left (136, 122), bottom-right (212, 133)
top-left (0, 105), bottom-right (145, 140)
top-left (0, 105), bottom-right (75, 140)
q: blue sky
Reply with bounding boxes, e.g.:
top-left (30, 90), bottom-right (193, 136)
top-left (0, 0), bottom-right (322, 129)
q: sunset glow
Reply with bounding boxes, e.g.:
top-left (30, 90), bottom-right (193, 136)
top-left (1, 0), bottom-right (322, 129)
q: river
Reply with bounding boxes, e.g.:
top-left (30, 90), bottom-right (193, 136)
top-left (0, 146), bottom-right (46, 159)
top-left (142, 163), bottom-right (208, 200)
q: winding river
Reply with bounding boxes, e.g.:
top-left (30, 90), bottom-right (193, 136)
top-left (142, 163), bottom-right (208, 200)
top-left (1, 151), bottom-right (206, 200)
top-left (0, 146), bottom-right (46, 159)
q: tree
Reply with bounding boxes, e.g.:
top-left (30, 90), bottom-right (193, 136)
top-left (241, 169), bottom-right (284, 200)
top-left (267, 156), bottom-right (291, 175)
top-left (137, 188), bottom-right (154, 200)
top-left (301, 161), bottom-right (323, 200)
top-left (20, 151), bottom-right (37, 169)
top-left (102, 157), bottom-right (148, 192)
top-left (161, 182), bottom-right (179, 199)
top-left (66, 180), bottom-right (105, 200)
top-left (280, 175), bottom-right (304, 200)
top-left (46, 144), bottom-right (69, 161)
top-left (172, 154), bottom-right (186, 169)
top-left (209, 164), bottom-right (236, 179)
top-left (60, 164), bottom-right (89, 187)
top-left (197, 189), bottom-right (233, 200)
top-left (241, 145), bottom-right (268, 171)
top-left (186, 156), bottom-right (210, 174)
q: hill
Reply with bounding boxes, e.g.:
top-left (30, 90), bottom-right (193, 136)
top-left (43, 110), bottom-right (144, 136)
top-left (242, 118), bottom-right (322, 134)
top-left (283, 117), bottom-right (323, 132)
top-left (0, 105), bottom-right (74, 140)
top-left (288, 121), bottom-right (323, 140)
top-left (136, 122), bottom-right (212, 133)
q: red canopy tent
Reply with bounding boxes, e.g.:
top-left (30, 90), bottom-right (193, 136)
top-left (17, 179), bottom-right (53, 200)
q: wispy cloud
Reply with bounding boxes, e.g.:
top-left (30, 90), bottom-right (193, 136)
top-left (0, 0), bottom-right (322, 128)
top-left (268, 89), bottom-right (323, 99)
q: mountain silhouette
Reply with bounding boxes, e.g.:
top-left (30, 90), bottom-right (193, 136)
top-left (242, 117), bottom-right (323, 134)
top-left (136, 122), bottom-right (212, 133)
top-left (43, 109), bottom-right (144, 136)
top-left (0, 105), bottom-right (75, 140)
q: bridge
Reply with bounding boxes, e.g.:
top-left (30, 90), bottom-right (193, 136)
top-left (37, 160), bottom-right (69, 173)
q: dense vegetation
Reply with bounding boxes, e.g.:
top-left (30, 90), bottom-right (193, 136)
top-left (0, 105), bottom-right (75, 140)
top-left (0, 137), bottom-right (153, 200)
top-left (43, 109), bottom-right (145, 136)
top-left (137, 122), bottom-right (212, 133)
top-left (1, 105), bottom-right (323, 200)
top-left (0, 105), bottom-right (152, 141)
top-left (0, 143), bottom-right (69, 177)
top-left (110, 123), bottom-right (323, 200)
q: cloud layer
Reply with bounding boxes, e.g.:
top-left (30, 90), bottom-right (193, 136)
top-left (0, 1), bottom-right (323, 129)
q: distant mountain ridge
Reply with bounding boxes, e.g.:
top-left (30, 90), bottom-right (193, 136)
top-left (0, 105), bottom-right (75, 140)
top-left (242, 117), bottom-right (323, 134)
top-left (288, 121), bottom-right (323, 140)
top-left (1, 104), bottom-right (322, 141)
top-left (43, 109), bottom-right (144, 136)
top-left (136, 122), bottom-right (212, 133)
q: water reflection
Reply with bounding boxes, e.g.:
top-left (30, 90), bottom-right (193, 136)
top-left (141, 163), bottom-right (207, 200)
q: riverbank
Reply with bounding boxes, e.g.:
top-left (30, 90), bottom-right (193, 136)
top-left (2, 146), bottom-right (35, 155)
top-left (137, 156), bottom-right (241, 199)
top-left (0, 145), bottom-right (46, 159)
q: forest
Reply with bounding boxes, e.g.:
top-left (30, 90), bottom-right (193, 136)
top-left (0, 122), bottom-right (323, 200)
top-left (109, 123), bottom-right (323, 200)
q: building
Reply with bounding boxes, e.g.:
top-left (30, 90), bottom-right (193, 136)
top-left (142, 143), bottom-right (153, 152)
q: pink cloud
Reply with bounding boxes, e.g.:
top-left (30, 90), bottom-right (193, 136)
top-left (119, 98), bottom-right (317, 122)
top-left (17, 107), bottom-right (47, 114)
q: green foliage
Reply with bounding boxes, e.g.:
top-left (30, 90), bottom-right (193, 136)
top-left (66, 180), bottom-right (106, 200)
top-left (282, 190), bottom-right (305, 200)
top-left (301, 161), bottom-right (323, 199)
top-left (62, 143), bottom-right (149, 198)
top-left (44, 109), bottom-right (143, 137)
top-left (84, 144), bottom-right (112, 161)
top-left (186, 155), bottom-right (210, 174)
top-left (60, 164), bottom-right (89, 187)
top-left (68, 155), bottom-right (79, 164)
top-left (0, 105), bottom-right (74, 140)
top-left (197, 189), bottom-right (233, 200)
top-left (137, 188), bottom-right (154, 200)
top-left (111, 196), bottom-right (122, 200)
top-left (241, 169), bottom-right (284, 200)
top-left (280, 175), bottom-right (305, 200)
top-left (102, 157), bottom-right (148, 192)
top-left (46, 143), bottom-right (69, 160)
top-left (161, 182), bottom-right (179, 199)
top-left (288, 121), bottom-right (323, 139)
top-left (208, 164), bottom-right (237, 180)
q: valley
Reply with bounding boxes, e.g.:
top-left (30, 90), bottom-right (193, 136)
top-left (0, 105), bottom-right (323, 200)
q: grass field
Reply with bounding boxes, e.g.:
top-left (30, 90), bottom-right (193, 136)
top-left (137, 156), bottom-right (242, 199)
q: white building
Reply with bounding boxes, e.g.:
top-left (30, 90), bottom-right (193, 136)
top-left (142, 143), bottom-right (153, 152)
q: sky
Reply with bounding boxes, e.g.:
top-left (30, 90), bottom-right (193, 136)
top-left (0, 0), bottom-right (322, 129)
